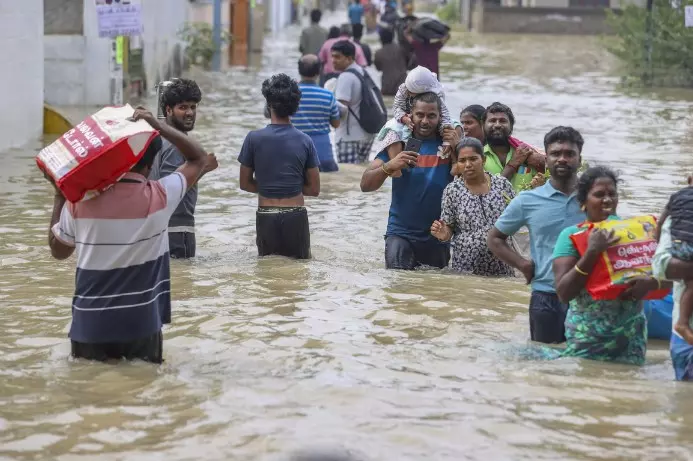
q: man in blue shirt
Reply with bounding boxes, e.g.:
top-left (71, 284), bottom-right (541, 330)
top-left (360, 92), bottom-right (459, 270)
top-left (487, 126), bottom-right (586, 344)
top-left (348, 0), bottom-right (365, 39)
top-left (292, 54), bottom-right (343, 172)
top-left (238, 73), bottom-right (320, 260)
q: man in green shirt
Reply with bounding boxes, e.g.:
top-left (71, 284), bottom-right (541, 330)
top-left (481, 102), bottom-right (545, 192)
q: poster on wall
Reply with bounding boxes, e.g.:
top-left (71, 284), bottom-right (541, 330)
top-left (686, 5), bottom-right (693, 27)
top-left (95, 0), bottom-right (143, 38)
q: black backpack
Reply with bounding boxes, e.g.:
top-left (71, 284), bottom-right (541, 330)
top-left (344, 68), bottom-right (388, 134)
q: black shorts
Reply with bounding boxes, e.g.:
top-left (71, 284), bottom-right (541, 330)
top-left (71, 330), bottom-right (163, 364)
top-left (169, 231), bottom-right (196, 259)
top-left (384, 235), bottom-right (450, 270)
top-left (256, 207), bottom-right (311, 259)
top-left (529, 291), bottom-right (568, 344)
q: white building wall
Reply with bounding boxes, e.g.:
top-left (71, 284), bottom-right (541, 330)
top-left (268, 0), bottom-right (292, 33)
top-left (0, 0), bottom-right (44, 150)
top-left (45, 0), bottom-right (189, 106)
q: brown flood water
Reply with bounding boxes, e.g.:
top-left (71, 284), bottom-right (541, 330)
top-left (2, 15), bottom-right (693, 461)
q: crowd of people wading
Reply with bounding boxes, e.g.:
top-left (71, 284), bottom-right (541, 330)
top-left (43, 1), bottom-right (693, 386)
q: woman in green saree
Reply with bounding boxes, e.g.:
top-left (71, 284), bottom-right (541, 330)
top-left (552, 167), bottom-right (667, 365)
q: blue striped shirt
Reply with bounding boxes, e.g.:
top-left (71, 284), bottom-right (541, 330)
top-left (292, 82), bottom-right (340, 136)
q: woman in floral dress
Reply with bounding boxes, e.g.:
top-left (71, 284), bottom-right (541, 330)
top-left (430, 138), bottom-right (516, 276)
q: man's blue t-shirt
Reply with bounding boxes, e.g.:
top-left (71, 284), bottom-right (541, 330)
top-left (237, 124), bottom-right (319, 199)
top-left (348, 3), bottom-right (364, 24)
top-left (376, 139), bottom-right (451, 243)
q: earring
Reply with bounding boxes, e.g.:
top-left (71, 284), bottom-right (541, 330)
top-left (580, 205), bottom-right (586, 211)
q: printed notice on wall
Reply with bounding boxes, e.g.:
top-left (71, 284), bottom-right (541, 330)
top-left (686, 5), bottom-right (693, 27)
top-left (96, 0), bottom-right (143, 38)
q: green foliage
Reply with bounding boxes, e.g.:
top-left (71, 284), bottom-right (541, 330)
top-left (178, 22), bottom-right (232, 70)
top-left (436, 0), bottom-right (459, 22)
top-left (605, 0), bottom-right (693, 87)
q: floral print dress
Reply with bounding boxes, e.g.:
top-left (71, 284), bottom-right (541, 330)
top-left (561, 291), bottom-right (647, 365)
top-left (440, 173), bottom-right (516, 276)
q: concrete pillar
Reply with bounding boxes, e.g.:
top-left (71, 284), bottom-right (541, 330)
top-left (0, 0), bottom-right (44, 150)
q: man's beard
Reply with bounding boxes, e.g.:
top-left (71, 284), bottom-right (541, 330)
top-left (486, 129), bottom-right (509, 146)
top-left (170, 116), bottom-right (193, 132)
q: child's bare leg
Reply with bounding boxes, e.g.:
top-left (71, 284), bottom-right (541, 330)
top-left (674, 281), bottom-right (693, 345)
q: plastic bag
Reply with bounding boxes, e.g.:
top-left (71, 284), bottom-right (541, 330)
top-left (569, 215), bottom-right (669, 300)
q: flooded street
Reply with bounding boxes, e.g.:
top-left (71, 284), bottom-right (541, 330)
top-left (3, 14), bottom-right (693, 460)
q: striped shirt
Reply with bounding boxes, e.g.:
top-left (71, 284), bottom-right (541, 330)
top-left (292, 83), bottom-right (340, 136)
top-left (51, 172), bottom-right (186, 343)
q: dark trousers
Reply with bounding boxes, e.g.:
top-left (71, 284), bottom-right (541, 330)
top-left (169, 232), bottom-right (196, 259)
top-left (529, 291), bottom-right (569, 344)
top-left (351, 23), bottom-right (364, 38)
top-left (256, 207), bottom-right (311, 259)
top-left (384, 235), bottom-right (450, 270)
top-left (71, 330), bottom-right (163, 364)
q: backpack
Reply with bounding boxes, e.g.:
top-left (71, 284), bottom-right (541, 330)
top-left (344, 68), bottom-right (388, 134)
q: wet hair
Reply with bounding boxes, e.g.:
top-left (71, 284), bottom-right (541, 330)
top-left (481, 102), bottom-right (515, 128)
top-left (327, 26), bottom-right (340, 39)
top-left (460, 104), bottom-right (485, 122)
top-left (543, 125), bottom-right (584, 153)
top-left (576, 166), bottom-right (619, 205)
top-left (132, 135), bottom-right (162, 172)
top-left (379, 27), bottom-right (394, 45)
top-left (159, 78), bottom-right (202, 117)
top-left (261, 73), bottom-right (301, 118)
top-left (339, 23), bottom-right (352, 36)
top-left (331, 39), bottom-right (356, 59)
top-left (298, 55), bottom-right (321, 78)
top-left (455, 136), bottom-right (484, 157)
top-left (310, 9), bottom-right (322, 23)
top-left (411, 92), bottom-right (441, 113)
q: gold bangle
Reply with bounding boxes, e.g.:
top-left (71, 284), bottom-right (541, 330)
top-left (574, 264), bottom-right (589, 276)
top-left (381, 164), bottom-right (392, 177)
top-left (654, 278), bottom-right (662, 290)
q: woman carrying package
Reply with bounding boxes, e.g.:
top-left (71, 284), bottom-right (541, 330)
top-left (552, 167), bottom-right (670, 365)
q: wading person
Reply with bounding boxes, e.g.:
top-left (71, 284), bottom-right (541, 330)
top-left (430, 137), bottom-right (515, 276)
top-left (318, 24), bottom-right (367, 86)
top-left (552, 167), bottom-right (666, 365)
top-left (47, 107), bottom-right (208, 363)
top-left (360, 92), bottom-right (460, 270)
top-left (402, 19), bottom-right (449, 79)
top-left (373, 28), bottom-right (407, 96)
top-left (332, 40), bottom-right (375, 164)
top-left (238, 73), bottom-right (320, 259)
top-left (292, 54), bottom-right (343, 173)
top-left (487, 126), bottom-right (586, 344)
top-left (149, 78), bottom-right (218, 259)
top-left (653, 201), bottom-right (693, 381)
top-left (300, 9), bottom-right (328, 56)
top-left (481, 102), bottom-right (545, 192)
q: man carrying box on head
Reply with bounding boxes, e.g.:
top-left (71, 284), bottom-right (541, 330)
top-left (47, 107), bottom-right (208, 364)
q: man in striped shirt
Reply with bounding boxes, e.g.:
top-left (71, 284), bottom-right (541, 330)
top-left (292, 54), bottom-right (343, 172)
top-left (47, 107), bottom-right (208, 364)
